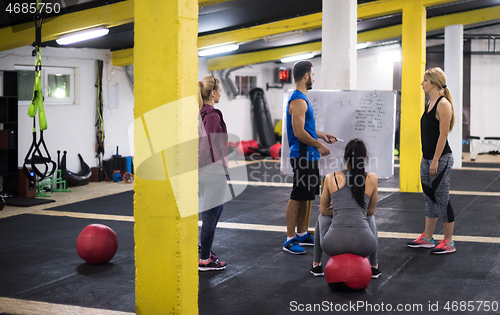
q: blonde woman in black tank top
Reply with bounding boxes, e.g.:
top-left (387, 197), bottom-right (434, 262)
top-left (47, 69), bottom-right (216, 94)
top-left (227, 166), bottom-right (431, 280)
top-left (407, 67), bottom-right (456, 255)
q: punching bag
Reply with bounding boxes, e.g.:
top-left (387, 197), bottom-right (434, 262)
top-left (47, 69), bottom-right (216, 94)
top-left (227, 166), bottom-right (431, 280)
top-left (61, 152), bottom-right (92, 187)
top-left (250, 88), bottom-right (276, 148)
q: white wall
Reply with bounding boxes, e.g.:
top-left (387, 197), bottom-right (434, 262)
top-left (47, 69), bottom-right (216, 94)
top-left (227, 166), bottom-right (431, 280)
top-left (357, 45), bottom-right (397, 90)
top-left (0, 46), bottom-right (134, 171)
top-left (204, 46), bottom-right (397, 143)
top-left (198, 40), bottom-right (498, 157)
top-left (470, 39), bottom-right (500, 153)
top-left (101, 65), bottom-right (135, 161)
top-left (198, 48), bottom-right (395, 148)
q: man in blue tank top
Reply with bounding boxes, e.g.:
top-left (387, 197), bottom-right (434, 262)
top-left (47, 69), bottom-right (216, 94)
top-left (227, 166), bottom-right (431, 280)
top-left (283, 60), bottom-right (337, 255)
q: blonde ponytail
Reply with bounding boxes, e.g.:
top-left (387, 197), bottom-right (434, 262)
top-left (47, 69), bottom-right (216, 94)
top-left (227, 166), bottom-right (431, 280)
top-left (198, 75), bottom-right (219, 110)
top-left (442, 86), bottom-right (455, 132)
top-left (424, 67), bottom-right (455, 132)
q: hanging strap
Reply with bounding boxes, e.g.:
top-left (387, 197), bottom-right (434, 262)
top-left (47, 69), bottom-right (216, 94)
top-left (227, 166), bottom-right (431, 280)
top-left (23, 49), bottom-right (56, 186)
top-left (28, 49), bottom-right (47, 130)
top-left (95, 60), bottom-right (104, 158)
top-left (23, 2), bottom-right (56, 188)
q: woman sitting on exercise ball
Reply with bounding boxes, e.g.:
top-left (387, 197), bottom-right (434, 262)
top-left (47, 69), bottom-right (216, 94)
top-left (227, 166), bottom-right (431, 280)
top-left (310, 138), bottom-right (381, 279)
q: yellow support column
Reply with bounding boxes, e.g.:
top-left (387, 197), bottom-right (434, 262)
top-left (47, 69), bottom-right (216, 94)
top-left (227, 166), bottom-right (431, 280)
top-left (134, 0), bottom-right (199, 314)
top-left (399, 0), bottom-right (426, 193)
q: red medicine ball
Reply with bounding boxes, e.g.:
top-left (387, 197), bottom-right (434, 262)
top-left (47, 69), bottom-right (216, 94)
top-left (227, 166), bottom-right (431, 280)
top-left (246, 140), bottom-right (259, 154)
top-left (77, 224), bottom-right (118, 265)
top-left (240, 141), bottom-right (249, 155)
top-left (324, 253), bottom-right (371, 291)
top-left (270, 143), bottom-right (282, 159)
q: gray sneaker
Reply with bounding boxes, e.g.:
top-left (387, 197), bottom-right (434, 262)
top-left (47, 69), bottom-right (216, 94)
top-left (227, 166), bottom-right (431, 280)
top-left (371, 267), bottom-right (382, 279)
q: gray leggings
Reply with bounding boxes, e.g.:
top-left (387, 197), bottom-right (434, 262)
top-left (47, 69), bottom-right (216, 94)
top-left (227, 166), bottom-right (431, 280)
top-left (313, 215), bottom-right (378, 266)
top-left (420, 153), bottom-right (454, 223)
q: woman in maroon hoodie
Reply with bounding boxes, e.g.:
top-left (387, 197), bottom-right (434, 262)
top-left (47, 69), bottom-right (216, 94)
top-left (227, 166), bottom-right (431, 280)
top-left (198, 75), bottom-right (228, 271)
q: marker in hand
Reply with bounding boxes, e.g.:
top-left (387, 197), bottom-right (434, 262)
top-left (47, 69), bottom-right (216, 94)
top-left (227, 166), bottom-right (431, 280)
top-left (335, 138), bottom-right (344, 142)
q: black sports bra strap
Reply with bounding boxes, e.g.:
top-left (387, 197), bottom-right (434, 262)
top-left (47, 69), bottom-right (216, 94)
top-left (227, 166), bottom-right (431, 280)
top-left (433, 96), bottom-right (445, 111)
top-left (334, 172), bottom-right (340, 190)
top-left (426, 96), bottom-right (445, 112)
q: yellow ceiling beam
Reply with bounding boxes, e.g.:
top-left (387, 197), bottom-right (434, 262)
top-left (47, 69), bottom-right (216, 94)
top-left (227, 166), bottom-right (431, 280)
top-left (358, 24), bottom-right (402, 43)
top-left (357, 0), bottom-right (403, 20)
top-left (200, 0), bottom-right (423, 49)
top-left (112, 0), bottom-right (493, 67)
top-left (0, 0), bottom-right (463, 57)
top-left (0, 0), bottom-right (134, 52)
top-left (427, 4), bottom-right (500, 31)
top-left (208, 4), bottom-right (500, 71)
top-left (420, 0), bottom-right (463, 7)
top-left (111, 48), bottom-right (134, 67)
top-left (199, 0), bottom-right (233, 7)
top-left (198, 12), bottom-right (322, 49)
top-left (359, 4), bottom-right (500, 43)
top-left (200, 0), bottom-right (460, 49)
top-left (113, 12), bottom-right (322, 66)
top-left (119, 0), bottom-right (400, 66)
top-left (357, 0), bottom-right (461, 21)
top-left (207, 41), bottom-right (322, 71)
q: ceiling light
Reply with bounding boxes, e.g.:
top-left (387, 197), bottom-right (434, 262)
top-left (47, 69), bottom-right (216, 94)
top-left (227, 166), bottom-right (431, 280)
top-left (56, 27), bottom-right (109, 45)
top-left (357, 43), bottom-right (368, 50)
top-left (264, 30), bottom-right (305, 42)
top-left (198, 44), bottom-right (239, 57)
top-left (280, 53), bottom-right (315, 63)
top-left (377, 51), bottom-right (402, 63)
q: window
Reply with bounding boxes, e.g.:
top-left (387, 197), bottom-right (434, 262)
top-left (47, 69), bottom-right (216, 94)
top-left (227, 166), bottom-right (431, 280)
top-left (15, 65), bottom-right (75, 105)
top-left (235, 75), bottom-right (257, 97)
top-left (43, 67), bottom-right (75, 104)
top-left (16, 67), bottom-right (35, 105)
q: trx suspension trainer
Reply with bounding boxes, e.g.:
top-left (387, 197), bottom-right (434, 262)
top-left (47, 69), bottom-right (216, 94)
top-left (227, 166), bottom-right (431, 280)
top-left (22, 0), bottom-right (56, 189)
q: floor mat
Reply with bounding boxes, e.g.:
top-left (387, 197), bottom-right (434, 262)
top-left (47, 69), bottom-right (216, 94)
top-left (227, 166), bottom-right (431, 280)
top-left (0, 214), bottom-right (135, 312)
top-left (45, 191), bottom-right (133, 216)
top-left (4, 197), bottom-right (56, 207)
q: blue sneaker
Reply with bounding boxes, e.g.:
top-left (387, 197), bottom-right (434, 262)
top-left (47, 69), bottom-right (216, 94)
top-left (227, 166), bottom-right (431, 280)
top-left (283, 238), bottom-right (306, 255)
top-left (296, 231), bottom-right (314, 246)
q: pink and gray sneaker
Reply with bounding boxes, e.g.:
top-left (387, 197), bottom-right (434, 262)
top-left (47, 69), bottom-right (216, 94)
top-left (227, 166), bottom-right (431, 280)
top-left (407, 233), bottom-right (435, 248)
top-left (198, 256), bottom-right (226, 271)
top-left (431, 239), bottom-right (456, 254)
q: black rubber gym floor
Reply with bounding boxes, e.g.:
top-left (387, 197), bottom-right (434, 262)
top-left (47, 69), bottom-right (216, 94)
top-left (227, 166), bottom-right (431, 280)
top-left (1, 160), bottom-right (499, 314)
top-left (0, 215), bottom-right (134, 312)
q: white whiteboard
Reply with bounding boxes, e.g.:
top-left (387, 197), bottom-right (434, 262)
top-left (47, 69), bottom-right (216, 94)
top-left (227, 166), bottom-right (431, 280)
top-left (280, 90), bottom-right (397, 178)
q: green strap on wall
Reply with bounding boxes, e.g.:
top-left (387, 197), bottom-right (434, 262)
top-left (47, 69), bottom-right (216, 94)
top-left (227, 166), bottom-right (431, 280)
top-left (28, 49), bottom-right (47, 131)
top-left (28, 0), bottom-right (47, 130)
